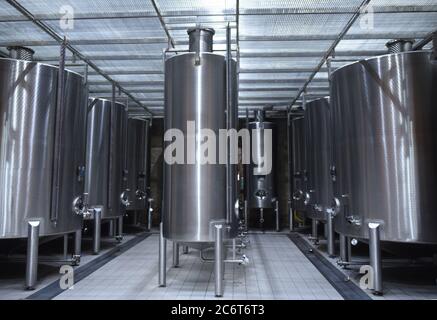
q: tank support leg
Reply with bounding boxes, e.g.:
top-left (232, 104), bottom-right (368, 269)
top-left (214, 224), bottom-right (224, 297)
top-left (108, 219), bottom-right (115, 237)
top-left (244, 200), bottom-right (248, 231)
top-left (275, 200), bottom-right (280, 232)
top-left (339, 234), bottom-right (350, 264)
top-left (172, 242), bottom-right (180, 268)
top-left (326, 213), bottom-right (335, 257)
top-left (116, 216), bottom-right (123, 242)
top-left (311, 219), bottom-right (319, 243)
top-left (93, 208), bottom-right (102, 255)
top-left (260, 208), bottom-right (264, 232)
top-left (63, 234), bottom-right (69, 259)
top-left (183, 246), bottom-right (189, 254)
top-left (369, 223), bottom-right (383, 295)
top-left (288, 200), bottom-right (294, 232)
top-left (74, 229), bottom-right (82, 259)
top-left (159, 222), bottom-right (167, 287)
top-left (147, 201), bottom-right (153, 231)
top-left (132, 210), bottom-right (138, 226)
top-left (25, 221), bottom-right (40, 290)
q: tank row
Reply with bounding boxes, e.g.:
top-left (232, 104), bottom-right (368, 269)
top-left (289, 45), bottom-right (437, 295)
top-left (0, 48), bottom-right (152, 289)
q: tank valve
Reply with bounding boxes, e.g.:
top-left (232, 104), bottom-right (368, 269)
top-left (72, 195), bottom-right (92, 218)
top-left (240, 255), bottom-right (250, 265)
top-left (292, 190), bottom-right (303, 201)
top-left (120, 191), bottom-right (131, 207)
top-left (135, 189), bottom-right (146, 200)
top-left (303, 192), bottom-right (311, 206)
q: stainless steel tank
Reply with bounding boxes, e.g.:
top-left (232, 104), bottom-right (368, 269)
top-left (304, 98), bottom-right (332, 222)
top-left (331, 51), bottom-right (437, 244)
top-left (0, 58), bottom-right (86, 238)
top-left (248, 110), bottom-right (275, 209)
top-left (85, 98), bottom-right (128, 220)
top-left (163, 28), bottom-right (238, 243)
top-left (126, 118), bottom-right (150, 211)
top-left (290, 112), bottom-right (307, 213)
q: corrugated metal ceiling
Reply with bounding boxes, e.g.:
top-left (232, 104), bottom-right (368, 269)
top-left (0, 0), bottom-right (435, 117)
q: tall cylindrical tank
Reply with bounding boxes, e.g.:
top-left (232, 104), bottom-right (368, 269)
top-left (331, 51), bottom-right (437, 244)
top-left (126, 118), bottom-right (151, 211)
top-left (0, 58), bottom-right (87, 238)
top-left (248, 110), bottom-right (275, 209)
top-left (289, 112), bottom-right (307, 213)
top-left (85, 98), bottom-right (128, 220)
top-left (304, 98), bottom-right (332, 222)
top-left (163, 28), bottom-right (238, 243)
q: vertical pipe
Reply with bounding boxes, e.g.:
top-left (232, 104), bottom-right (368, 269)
top-left (172, 242), bottom-right (180, 268)
top-left (159, 222), bottom-right (167, 287)
top-left (183, 246), bottom-right (189, 254)
top-left (74, 229), bottom-right (82, 257)
top-left (93, 208), bottom-right (102, 255)
top-left (214, 224), bottom-right (224, 297)
top-left (289, 205), bottom-right (294, 232)
top-left (225, 24), bottom-right (232, 225)
top-left (326, 213), bottom-right (335, 257)
top-left (339, 234), bottom-right (350, 263)
top-left (275, 200), bottom-right (280, 232)
top-left (63, 234), bottom-right (68, 259)
top-left (25, 221), bottom-right (40, 290)
top-left (369, 223), bottom-right (383, 295)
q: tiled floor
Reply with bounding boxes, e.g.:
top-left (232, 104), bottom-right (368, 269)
top-left (0, 234), bottom-right (136, 300)
top-left (55, 233), bottom-right (343, 300)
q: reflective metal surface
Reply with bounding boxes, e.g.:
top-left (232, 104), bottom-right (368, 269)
top-left (163, 51), bottom-right (238, 242)
top-left (126, 118), bottom-right (150, 211)
top-left (248, 121), bottom-right (275, 209)
top-left (290, 114), bottom-right (307, 213)
top-left (331, 51), bottom-right (437, 244)
top-left (304, 98), bottom-right (332, 221)
top-left (85, 98), bottom-right (128, 219)
top-left (0, 58), bottom-right (86, 238)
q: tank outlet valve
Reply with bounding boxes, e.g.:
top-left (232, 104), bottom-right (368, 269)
top-left (240, 255), bottom-right (250, 265)
top-left (120, 191), bottom-right (131, 207)
top-left (303, 192), bottom-right (311, 206)
top-left (72, 195), bottom-right (92, 218)
top-left (135, 189), bottom-right (146, 200)
top-left (330, 197), bottom-right (341, 216)
top-left (293, 190), bottom-right (304, 201)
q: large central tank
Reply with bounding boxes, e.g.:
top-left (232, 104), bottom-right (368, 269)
top-left (126, 118), bottom-right (150, 211)
top-left (0, 57), bottom-right (86, 238)
top-left (331, 51), bottom-right (437, 244)
top-left (248, 110), bottom-right (275, 209)
top-left (304, 98), bottom-right (332, 222)
top-left (163, 28), bottom-right (238, 242)
top-left (85, 98), bottom-right (128, 219)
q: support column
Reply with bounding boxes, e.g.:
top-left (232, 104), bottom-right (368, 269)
top-left (116, 216), bottom-right (123, 242)
top-left (339, 234), bottom-right (350, 263)
top-left (25, 221), bottom-right (40, 290)
top-left (172, 242), bottom-right (180, 268)
top-left (369, 223), bottom-right (383, 295)
top-left (74, 229), bottom-right (82, 258)
top-left (159, 222), bottom-right (167, 287)
top-left (214, 224), bottom-right (224, 297)
top-left (108, 219), bottom-right (115, 237)
top-left (311, 219), bottom-right (318, 243)
top-left (275, 200), bottom-right (280, 232)
top-left (93, 208), bottom-right (102, 255)
top-left (326, 212), bottom-right (335, 257)
top-left (63, 234), bottom-right (68, 259)
top-left (289, 200), bottom-right (294, 232)
top-left (147, 200), bottom-right (153, 231)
